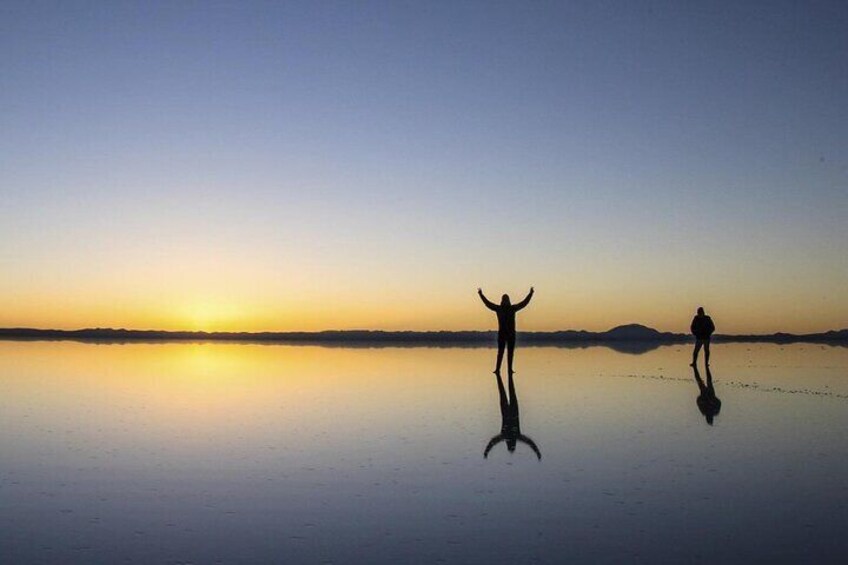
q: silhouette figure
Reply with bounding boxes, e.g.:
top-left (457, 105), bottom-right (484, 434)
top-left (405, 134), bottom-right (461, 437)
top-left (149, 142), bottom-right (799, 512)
top-left (692, 365), bottom-right (721, 425)
top-left (690, 306), bottom-right (715, 367)
top-left (478, 287), bottom-right (534, 374)
top-left (484, 371), bottom-right (541, 460)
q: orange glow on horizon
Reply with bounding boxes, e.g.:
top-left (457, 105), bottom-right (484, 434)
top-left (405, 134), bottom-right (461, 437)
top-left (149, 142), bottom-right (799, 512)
top-left (0, 289), bottom-right (844, 336)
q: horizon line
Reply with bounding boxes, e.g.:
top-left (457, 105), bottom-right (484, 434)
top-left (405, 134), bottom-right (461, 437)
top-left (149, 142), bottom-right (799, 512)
top-left (1, 324), bottom-right (846, 339)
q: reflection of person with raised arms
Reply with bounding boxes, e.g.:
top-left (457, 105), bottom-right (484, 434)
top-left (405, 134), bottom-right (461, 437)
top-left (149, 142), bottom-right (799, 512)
top-left (484, 370), bottom-right (541, 460)
top-left (478, 287), bottom-right (534, 374)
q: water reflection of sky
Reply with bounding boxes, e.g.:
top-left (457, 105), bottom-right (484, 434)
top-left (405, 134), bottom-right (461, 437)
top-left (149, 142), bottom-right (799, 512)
top-left (1, 342), bottom-right (847, 563)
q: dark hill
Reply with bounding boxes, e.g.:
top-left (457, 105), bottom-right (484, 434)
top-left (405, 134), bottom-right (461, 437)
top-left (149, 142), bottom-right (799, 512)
top-left (604, 324), bottom-right (664, 340)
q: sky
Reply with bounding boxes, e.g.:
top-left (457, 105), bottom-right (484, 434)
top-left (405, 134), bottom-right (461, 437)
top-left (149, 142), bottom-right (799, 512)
top-left (1, 1), bottom-right (846, 334)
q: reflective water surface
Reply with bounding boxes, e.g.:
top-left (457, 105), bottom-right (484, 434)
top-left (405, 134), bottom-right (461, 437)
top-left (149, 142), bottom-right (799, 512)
top-left (2, 341), bottom-right (847, 563)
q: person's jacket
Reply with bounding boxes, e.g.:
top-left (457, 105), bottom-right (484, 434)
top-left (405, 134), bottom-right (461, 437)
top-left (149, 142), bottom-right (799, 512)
top-left (690, 315), bottom-right (715, 340)
top-left (479, 291), bottom-right (533, 338)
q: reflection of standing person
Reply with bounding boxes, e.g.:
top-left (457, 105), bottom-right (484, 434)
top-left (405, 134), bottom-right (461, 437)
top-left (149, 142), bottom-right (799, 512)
top-left (478, 287), bottom-right (534, 374)
top-left (692, 365), bottom-right (721, 425)
top-left (690, 307), bottom-right (715, 367)
top-left (484, 371), bottom-right (541, 459)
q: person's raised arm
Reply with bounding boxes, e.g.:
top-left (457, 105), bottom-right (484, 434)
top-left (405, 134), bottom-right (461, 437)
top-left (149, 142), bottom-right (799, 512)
top-left (513, 287), bottom-right (534, 311)
top-left (484, 435), bottom-right (506, 458)
top-left (478, 288), bottom-right (498, 311)
top-left (518, 435), bottom-right (542, 460)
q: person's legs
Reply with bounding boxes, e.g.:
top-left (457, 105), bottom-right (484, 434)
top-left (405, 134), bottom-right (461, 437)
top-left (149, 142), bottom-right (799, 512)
top-left (506, 337), bottom-right (516, 373)
top-left (691, 340), bottom-right (702, 366)
top-left (704, 340), bottom-right (711, 366)
top-left (495, 338), bottom-right (505, 373)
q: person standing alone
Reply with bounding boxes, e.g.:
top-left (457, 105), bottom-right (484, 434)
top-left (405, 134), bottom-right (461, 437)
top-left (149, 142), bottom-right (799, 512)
top-left (690, 306), bottom-right (715, 367)
top-left (478, 287), bottom-right (534, 374)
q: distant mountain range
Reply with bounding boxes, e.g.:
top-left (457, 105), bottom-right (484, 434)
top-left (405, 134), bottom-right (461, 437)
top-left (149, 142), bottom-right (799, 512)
top-left (1, 324), bottom-right (846, 352)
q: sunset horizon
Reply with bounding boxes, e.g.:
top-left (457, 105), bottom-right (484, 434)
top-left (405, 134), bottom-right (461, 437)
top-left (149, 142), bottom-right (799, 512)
top-left (1, 308), bottom-right (846, 336)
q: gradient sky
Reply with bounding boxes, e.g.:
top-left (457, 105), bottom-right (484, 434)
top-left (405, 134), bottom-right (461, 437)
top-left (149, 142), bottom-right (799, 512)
top-left (2, 1), bottom-right (846, 333)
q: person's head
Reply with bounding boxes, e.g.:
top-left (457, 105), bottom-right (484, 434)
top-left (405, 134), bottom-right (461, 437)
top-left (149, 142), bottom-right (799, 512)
top-left (507, 438), bottom-right (517, 452)
top-left (697, 307), bottom-right (705, 316)
top-left (501, 294), bottom-right (511, 306)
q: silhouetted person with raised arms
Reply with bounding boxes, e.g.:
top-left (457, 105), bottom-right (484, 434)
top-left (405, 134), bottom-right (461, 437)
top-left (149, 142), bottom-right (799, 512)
top-left (478, 287), bottom-right (534, 374)
top-left (692, 365), bottom-right (721, 425)
top-left (484, 370), bottom-right (541, 460)
top-left (690, 306), bottom-right (715, 367)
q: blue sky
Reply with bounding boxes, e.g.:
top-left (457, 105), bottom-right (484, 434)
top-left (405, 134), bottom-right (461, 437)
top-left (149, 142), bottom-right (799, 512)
top-left (1, 1), bottom-right (846, 332)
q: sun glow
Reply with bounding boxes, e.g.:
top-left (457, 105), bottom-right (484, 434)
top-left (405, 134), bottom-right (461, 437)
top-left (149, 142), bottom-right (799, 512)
top-left (181, 300), bottom-right (243, 332)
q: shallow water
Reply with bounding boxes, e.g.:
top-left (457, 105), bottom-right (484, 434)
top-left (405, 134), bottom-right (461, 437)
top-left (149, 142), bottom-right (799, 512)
top-left (1, 341), bottom-right (847, 564)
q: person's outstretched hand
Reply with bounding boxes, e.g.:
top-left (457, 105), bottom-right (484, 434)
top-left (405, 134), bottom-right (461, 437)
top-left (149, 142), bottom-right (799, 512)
top-left (477, 288), bottom-right (483, 294)
top-left (530, 286), bottom-right (535, 293)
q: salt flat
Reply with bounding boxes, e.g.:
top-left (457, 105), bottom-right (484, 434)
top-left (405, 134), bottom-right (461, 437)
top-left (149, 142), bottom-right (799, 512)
top-left (2, 341), bottom-right (847, 564)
